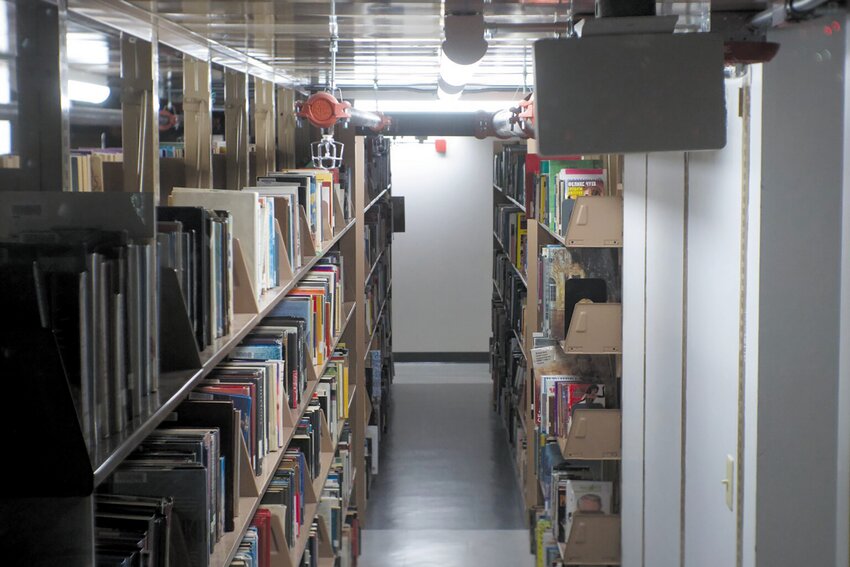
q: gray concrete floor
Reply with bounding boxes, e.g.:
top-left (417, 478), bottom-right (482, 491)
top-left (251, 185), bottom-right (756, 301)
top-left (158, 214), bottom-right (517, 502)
top-left (358, 363), bottom-right (535, 567)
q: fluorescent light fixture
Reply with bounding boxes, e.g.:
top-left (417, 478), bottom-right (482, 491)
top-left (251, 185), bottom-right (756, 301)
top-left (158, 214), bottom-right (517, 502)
top-left (436, 75), bottom-right (463, 101)
top-left (437, 13), bottom-right (489, 99)
top-left (353, 98), bottom-right (523, 113)
top-left (437, 83), bottom-right (462, 101)
top-left (0, 61), bottom-right (9, 105)
top-left (67, 33), bottom-right (110, 66)
top-left (439, 49), bottom-right (481, 89)
top-left (68, 80), bottom-right (110, 104)
top-left (0, 120), bottom-right (10, 155)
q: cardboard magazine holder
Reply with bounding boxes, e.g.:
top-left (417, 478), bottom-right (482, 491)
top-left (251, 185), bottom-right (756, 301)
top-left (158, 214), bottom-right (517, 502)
top-left (561, 514), bottom-right (621, 565)
top-left (564, 302), bottom-right (622, 354)
top-left (563, 196), bottom-right (623, 248)
top-left (232, 237), bottom-right (260, 314)
top-left (559, 409), bottom-right (622, 460)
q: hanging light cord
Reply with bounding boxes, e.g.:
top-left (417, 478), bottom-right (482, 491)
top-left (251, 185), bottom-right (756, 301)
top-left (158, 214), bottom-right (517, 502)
top-left (329, 0), bottom-right (339, 95)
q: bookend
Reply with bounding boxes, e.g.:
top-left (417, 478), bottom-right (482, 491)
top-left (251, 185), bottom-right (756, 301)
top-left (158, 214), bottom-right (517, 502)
top-left (0, 310), bottom-right (93, 495)
top-left (333, 192), bottom-right (346, 236)
top-left (340, 233), bottom-right (357, 301)
top-left (316, 515), bottom-right (335, 559)
top-left (0, 496), bottom-right (96, 564)
top-left (319, 412), bottom-right (335, 457)
top-left (563, 196), bottom-right (623, 247)
top-left (322, 201), bottom-right (334, 247)
top-left (239, 432), bottom-right (260, 497)
top-left (298, 205), bottom-right (318, 258)
top-left (159, 267), bottom-right (203, 372)
top-left (274, 220), bottom-right (295, 285)
top-left (558, 409), bottom-right (622, 460)
top-left (232, 237), bottom-right (260, 314)
top-left (283, 457), bottom-right (319, 566)
top-left (561, 514), bottom-right (621, 565)
top-left (564, 302), bottom-right (622, 354)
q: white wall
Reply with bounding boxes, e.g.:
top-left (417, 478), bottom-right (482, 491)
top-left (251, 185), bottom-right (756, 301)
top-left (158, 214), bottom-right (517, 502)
top-left (622, 151), bottom-right (687, 567)
top-left (622, 75), bottom-right (761, 567)
top-left (684, 76), bottom-right (750, 567)
top-left (390, 136), bottom-right (493, 353)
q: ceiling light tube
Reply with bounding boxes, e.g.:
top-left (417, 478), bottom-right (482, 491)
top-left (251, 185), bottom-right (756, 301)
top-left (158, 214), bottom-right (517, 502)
top-left (439, 48), bottom-right (481, 90)
top-left (68, 80), bottom-right (111, 104)
top-left (437, 13), bottom-right (488, 100)
top-left (437, 76), bottom-right (463, 100)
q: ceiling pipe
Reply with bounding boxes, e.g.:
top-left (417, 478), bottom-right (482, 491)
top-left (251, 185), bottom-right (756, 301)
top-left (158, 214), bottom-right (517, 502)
top-left (351, 98), bottom-right (535, 140)
top-left (295, 91), bottom-right (390, 131)
top-left (750, 0), bottom-right (833, 28)
top-left (297, 91), bottom-right (534, 140)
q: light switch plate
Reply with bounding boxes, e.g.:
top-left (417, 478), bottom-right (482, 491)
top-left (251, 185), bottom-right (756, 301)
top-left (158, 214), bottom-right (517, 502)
top-left (724, 455), bottom-right (735, 511)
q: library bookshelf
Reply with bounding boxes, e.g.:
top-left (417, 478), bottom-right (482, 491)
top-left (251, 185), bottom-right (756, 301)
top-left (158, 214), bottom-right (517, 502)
top-left (0, 3), bottom-right (395, 562)
top-left (490, 139), bottom-right (624, 566)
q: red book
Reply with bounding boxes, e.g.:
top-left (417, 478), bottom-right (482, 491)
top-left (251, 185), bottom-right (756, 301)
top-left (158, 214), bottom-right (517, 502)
top-left (251, 508), bottom-right (272, 567)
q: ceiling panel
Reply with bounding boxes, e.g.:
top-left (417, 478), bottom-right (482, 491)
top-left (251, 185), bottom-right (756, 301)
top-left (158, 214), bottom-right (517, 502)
top-left (66, 0), bottom-right (771, 93)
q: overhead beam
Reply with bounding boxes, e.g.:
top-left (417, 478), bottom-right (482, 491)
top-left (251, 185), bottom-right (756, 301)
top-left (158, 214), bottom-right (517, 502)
top-left (254, 78), bottom-right (276, 177)
top-left (183, 55), bottom-right (213, 188)
top-left (10, 0), bottom-right (70, 191)
top-left (224, 69), bottom-right (249, 191)
top-left (121, 33), bottom-right (159, 197)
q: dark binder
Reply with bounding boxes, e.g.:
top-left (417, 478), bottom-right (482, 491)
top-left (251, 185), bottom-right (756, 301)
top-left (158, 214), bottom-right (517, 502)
top-left (564, 278), bottom-right (608, 338)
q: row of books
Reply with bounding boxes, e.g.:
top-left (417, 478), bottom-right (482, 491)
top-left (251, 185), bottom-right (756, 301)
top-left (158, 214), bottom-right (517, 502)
top-left (365, 267), bottom-right (391, 337)
top-left (494, 203), bottom-right (527, 276)
top-left (69, 146), bottom-right (196, 193)
top-left (158, 205), bottom-right (235, 349)
top-left (0, 227), bottom-right (160, 452)
top-left (318, 346), bottom-right (352, 440)
top-left (493, 143), bottom-right (527, 204)
top-left (160, 143), bottom-right (186, 158)
top-left (268, 252), bottom-right (346, 368)
top-left (534, 158), bottom-right (607, 238)
top-left (364, 135), bottom-right (391, 202)
top-left (367, 349), bottom-right (391, 433)
top-left (0, 154), bottom-right (19, 168)
top-left (229, 520), bottom-right (265, 567)
top-left (538, 245), bottom-right (621, 342)
top-left (94, 494), bottom-right (174, 567)
top-left (169, 187), bottom-right (280, 300)
top-left (226, 376), bottom-right (354, 567)
top-left (98, 394), bottom-right (330, 566)
top-left (256, 168), bottom-right (348, 256)
top-left (69, 149), bottom-right (123, 192)
top-left (100, 424), bottom-right (227, 567)
top-left (319, 423), bottom-right (351, 555)
top-left (538, 378), bottom-right (608, 437)
top-left (364, 201), bottom-right (391, 270)
top-left (494, 251), bottom-right (526, 337)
